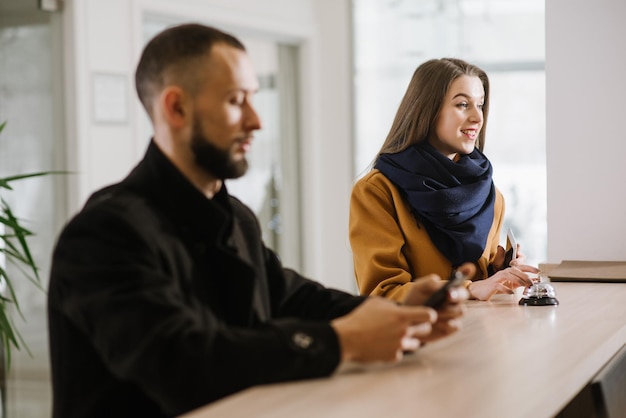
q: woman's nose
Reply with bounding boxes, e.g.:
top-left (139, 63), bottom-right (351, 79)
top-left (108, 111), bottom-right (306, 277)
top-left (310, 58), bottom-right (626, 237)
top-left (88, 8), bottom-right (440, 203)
top-left (469, 105), bottom-right (483, 123)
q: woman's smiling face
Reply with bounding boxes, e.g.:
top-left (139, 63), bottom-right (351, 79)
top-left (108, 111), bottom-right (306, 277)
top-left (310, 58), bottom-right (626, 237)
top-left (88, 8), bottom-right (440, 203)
top-left (428, 75), bottom-right (485, 159)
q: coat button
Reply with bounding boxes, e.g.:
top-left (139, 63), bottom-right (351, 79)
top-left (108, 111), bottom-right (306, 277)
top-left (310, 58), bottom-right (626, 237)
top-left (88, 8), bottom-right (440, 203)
top-left (292, 332), bottom-right (314, 349)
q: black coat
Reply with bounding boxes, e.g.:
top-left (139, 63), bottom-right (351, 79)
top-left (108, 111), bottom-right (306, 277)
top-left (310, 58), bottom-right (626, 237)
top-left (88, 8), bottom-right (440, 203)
top-left (48, 142), bottom-right (364, 417)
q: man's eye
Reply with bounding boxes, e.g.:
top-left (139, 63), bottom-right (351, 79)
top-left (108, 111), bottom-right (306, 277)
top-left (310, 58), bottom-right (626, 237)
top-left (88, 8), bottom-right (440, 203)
top-left (230, 95), bottom-right (245, 105)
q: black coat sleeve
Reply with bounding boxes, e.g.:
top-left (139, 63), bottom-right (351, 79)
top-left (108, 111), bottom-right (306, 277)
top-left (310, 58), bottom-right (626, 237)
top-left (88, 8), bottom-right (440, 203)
top-left (48, 194), bottom-right (363, 417)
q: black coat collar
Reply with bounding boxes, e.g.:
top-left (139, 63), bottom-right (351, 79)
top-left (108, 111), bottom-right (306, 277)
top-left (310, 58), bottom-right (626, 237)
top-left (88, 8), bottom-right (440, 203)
top-left (119, 141), bottom-right (266, 325)
top-left (123, 140), bottom-right (234, 244)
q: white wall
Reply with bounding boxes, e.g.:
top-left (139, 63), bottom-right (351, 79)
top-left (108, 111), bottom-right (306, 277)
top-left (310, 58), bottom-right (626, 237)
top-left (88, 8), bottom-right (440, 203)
top-left (62, 0), bottom-right (138, 217)
top-left (62, 0), bottom-right (356, 291)
top-left (302, 1), bottom-right (354, 291)
top-left (546, 0), bottom-right (626, 262)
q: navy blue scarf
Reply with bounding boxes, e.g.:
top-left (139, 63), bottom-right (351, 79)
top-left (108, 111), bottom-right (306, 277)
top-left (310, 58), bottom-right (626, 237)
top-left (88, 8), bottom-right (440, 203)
top-left (374, 141), bottom-right (495, 267)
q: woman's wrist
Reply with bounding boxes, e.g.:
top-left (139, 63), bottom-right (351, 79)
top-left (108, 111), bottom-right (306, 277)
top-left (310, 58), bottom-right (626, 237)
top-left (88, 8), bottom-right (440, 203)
top-left (466, 281), bottom-right (477, 300)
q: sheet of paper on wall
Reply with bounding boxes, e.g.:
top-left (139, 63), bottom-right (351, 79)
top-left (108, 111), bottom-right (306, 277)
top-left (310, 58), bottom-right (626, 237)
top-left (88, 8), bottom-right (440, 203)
top-left (547, 260), bottom-right (626, 283)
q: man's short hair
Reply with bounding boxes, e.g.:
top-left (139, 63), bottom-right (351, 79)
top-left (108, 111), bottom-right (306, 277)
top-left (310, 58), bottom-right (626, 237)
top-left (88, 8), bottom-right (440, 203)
top-left (135, 23), bottom-right (245, 120)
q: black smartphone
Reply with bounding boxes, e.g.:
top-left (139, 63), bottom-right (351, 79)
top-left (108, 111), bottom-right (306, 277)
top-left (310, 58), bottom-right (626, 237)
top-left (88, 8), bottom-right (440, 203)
top-left (424, 269), bottom-right (469, 309)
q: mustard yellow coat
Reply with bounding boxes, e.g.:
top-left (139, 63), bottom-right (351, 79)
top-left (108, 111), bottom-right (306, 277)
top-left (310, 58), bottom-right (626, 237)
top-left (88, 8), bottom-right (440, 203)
top-left (349, 169), bottom-right (505, 302)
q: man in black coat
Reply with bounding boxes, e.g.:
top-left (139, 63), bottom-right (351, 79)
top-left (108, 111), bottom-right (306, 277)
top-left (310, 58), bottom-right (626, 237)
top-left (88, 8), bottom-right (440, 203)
top-left (47, 23), bottom-right (469, 417)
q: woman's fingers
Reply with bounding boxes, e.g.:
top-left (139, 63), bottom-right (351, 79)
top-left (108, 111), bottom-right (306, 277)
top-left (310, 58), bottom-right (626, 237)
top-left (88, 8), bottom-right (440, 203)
top-left (495, 282), bottom-right (514, 294)
top-left (509, 267), bottom-right (536, 286)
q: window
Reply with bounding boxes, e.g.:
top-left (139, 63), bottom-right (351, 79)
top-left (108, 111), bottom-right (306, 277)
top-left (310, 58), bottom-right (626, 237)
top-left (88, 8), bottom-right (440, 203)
top-left (0, 10), bottom-right (65, 416)
top-left (352, 0), bottom-right (546, 265)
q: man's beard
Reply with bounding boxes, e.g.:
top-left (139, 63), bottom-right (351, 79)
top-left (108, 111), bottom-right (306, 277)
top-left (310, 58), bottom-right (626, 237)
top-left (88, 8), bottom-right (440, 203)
top-left (190, 123), bottom-right (249, 180)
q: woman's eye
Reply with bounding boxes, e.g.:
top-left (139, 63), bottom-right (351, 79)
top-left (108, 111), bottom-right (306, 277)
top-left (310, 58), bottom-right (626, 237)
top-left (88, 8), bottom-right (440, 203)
top-left (457, 102), bottom-right (469, 109)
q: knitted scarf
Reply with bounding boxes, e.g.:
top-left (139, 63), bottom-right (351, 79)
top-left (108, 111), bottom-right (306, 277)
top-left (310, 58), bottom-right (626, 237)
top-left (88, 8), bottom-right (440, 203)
top-left (375, 141), bottom-right (495, 266)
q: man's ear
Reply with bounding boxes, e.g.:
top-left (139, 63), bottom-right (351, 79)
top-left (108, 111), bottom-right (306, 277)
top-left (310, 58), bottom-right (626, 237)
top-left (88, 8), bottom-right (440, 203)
top-left (159, 86), bottom-right (189, 129)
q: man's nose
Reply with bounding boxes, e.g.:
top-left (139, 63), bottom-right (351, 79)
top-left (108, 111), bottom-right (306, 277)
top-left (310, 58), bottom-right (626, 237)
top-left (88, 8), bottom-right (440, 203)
top-left (245, 103), bottom-right (262, 130)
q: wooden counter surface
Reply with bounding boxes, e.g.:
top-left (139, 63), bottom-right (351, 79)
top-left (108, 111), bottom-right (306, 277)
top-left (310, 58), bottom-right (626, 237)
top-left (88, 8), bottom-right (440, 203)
top-left (182, 282), bottom-right (626, 418)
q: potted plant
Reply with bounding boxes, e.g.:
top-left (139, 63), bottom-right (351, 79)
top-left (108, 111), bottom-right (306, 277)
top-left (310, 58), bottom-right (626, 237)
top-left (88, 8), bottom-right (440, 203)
top-left (0, 120), bottom-right (56, 373)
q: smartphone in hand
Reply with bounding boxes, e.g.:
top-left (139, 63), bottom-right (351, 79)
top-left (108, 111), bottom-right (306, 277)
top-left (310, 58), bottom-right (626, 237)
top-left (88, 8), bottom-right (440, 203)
top-left (503, 228), bottom-right (517, 267)
top-left (424, 269), bottom-right (469, 309)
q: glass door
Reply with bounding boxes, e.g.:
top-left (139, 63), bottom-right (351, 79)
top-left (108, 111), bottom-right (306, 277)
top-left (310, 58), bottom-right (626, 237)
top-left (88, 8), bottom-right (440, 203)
top-left (142, 18), bottom-right (303, 271)
top-left (226, 40), bottom-right (303, 271)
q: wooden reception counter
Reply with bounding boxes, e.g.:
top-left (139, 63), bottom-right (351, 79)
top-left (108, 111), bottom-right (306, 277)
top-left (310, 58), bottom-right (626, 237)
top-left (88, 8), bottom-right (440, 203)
top-left (182, 282), bottom-right (626, 418)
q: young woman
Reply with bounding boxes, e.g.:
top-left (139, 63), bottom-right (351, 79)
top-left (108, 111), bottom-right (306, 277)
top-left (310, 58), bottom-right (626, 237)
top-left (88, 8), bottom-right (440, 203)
top-left (349, 58), bottom-right (538, 302)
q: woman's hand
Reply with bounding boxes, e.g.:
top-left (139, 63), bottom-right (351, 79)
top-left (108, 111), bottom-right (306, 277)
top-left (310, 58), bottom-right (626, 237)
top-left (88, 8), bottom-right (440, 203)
top-left (468, 264), bottom-right (539, 301)
top-left (492, 243), bottom-right (528, 271)
top-left (509, 245), bottom-right (527, 267)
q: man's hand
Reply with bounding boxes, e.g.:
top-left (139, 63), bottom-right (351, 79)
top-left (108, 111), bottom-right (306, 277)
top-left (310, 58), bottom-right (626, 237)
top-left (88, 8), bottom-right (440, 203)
top-left (331, 264), bottom-right (474, 363)
top-left (331, 297), bottom-right (436, 363)
top-left (400, 263), bottom-right (472, 343)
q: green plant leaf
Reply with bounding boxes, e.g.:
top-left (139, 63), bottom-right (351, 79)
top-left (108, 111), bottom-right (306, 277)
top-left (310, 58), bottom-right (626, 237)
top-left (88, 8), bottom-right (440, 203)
top-left (0, 120), bottom-right (58, 372)
top-left (1, 200), bottom-right (39, 281)
top-left (0, 171), bottom-right (70, 191)
top-left (0, 214), bottom-right (34, 236)
top-left (0, 265), bottom-right (24, 320)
